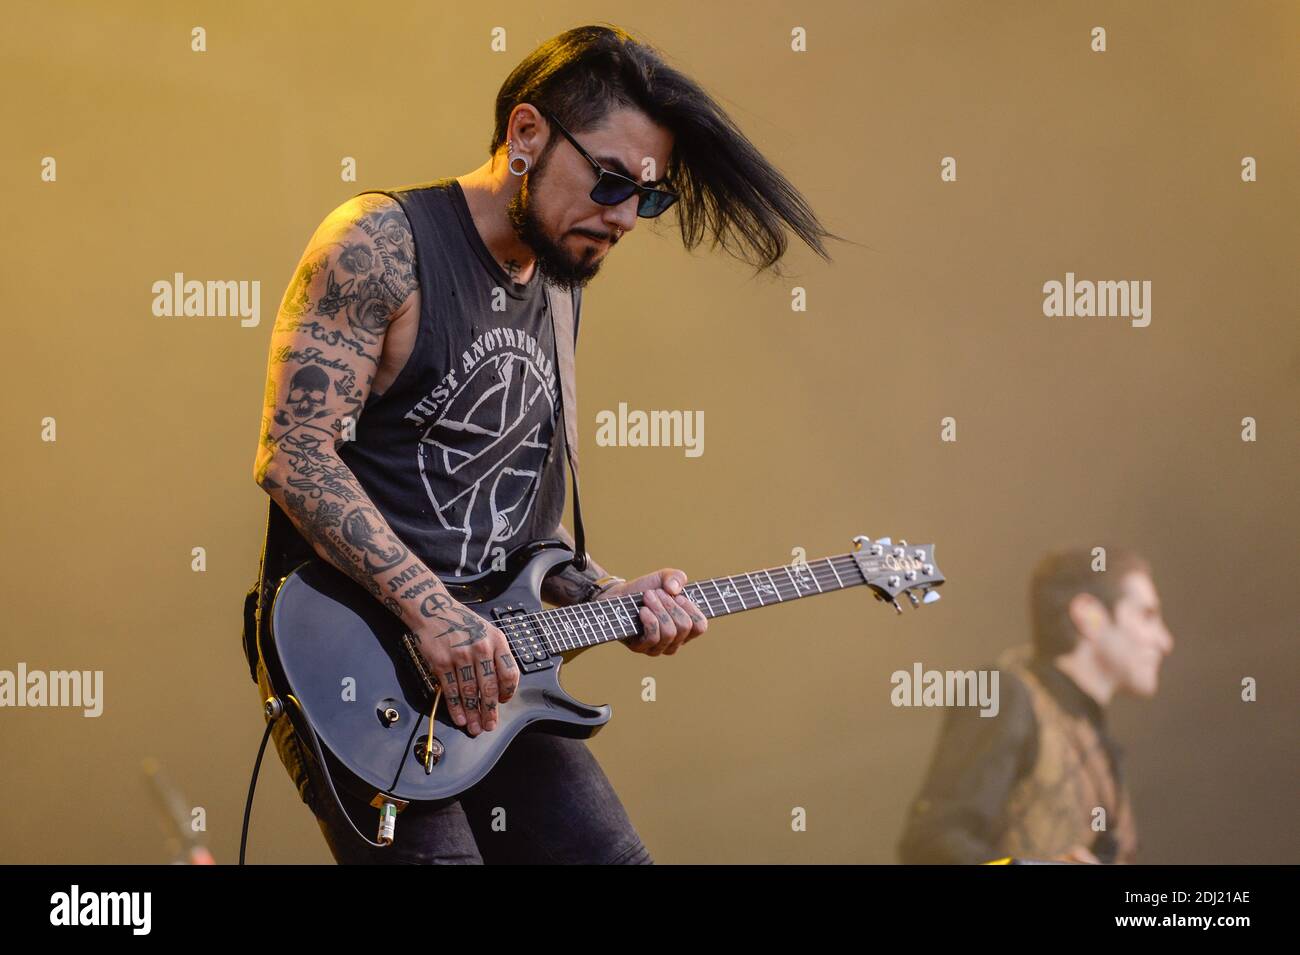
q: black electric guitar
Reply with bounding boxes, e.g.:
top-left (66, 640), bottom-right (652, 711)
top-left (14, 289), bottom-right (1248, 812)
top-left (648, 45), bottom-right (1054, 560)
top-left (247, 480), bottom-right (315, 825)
top-left (260, 534), bottom-right (944, 820)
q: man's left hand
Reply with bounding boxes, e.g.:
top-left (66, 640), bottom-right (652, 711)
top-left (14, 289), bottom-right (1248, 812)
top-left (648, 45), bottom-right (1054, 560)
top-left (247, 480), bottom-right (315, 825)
top-left (599, 569), bottom-right (708, 655)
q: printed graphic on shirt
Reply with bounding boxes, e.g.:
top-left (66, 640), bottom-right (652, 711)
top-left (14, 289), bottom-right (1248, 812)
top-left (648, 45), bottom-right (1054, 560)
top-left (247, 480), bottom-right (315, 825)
top-left (403, 324), bottom-right (559, 575)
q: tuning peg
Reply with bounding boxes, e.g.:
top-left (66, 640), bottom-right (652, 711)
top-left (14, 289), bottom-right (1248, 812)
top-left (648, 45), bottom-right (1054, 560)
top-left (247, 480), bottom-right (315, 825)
top-left (890, 599), bottom-right (903, 614)
top-left (906, 591), bottom-right (920, 608)
top-left (922, 590), bottom-right (942, 604)
top-left (877, 537), bottom-right (892, 547)
top-left (852, 535), bottom-right (871, 550)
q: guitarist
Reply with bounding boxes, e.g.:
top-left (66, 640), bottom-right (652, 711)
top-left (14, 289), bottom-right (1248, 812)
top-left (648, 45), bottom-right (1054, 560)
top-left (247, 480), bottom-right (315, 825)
top-left (246, 25), bottom-right (837, 864)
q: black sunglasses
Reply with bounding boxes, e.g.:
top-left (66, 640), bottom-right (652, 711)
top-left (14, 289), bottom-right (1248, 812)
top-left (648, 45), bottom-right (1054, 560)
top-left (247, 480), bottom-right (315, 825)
top-left (539, 109), bottom-right (678, 219)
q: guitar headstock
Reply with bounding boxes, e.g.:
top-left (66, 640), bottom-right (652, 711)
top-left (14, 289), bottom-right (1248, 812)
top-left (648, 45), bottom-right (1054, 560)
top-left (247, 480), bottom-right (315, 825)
top-left (850, 535), bottom-right (945, 613)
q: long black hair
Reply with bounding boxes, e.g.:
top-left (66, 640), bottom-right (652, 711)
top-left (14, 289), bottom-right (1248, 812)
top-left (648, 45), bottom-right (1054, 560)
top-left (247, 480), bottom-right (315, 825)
top-left (491, 24), bottom-right (844, 275)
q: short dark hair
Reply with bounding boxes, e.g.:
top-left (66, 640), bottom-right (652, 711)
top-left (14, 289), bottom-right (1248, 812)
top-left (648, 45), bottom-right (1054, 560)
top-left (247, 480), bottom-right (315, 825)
top-left (491, 24), bottom-right (843, 275)
top-left (1029, 547), bottom-right (1153, 658)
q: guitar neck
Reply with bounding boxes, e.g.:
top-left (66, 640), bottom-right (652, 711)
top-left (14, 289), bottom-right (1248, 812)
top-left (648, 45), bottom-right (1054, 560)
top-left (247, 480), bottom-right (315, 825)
top-left (530, 553), bottom-right (868, 652)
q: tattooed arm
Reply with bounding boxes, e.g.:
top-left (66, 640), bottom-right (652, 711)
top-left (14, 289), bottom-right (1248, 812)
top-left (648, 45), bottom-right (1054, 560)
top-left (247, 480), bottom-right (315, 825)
top-left (253, 193), bottom-right (516, 737)
top-left (540, 523), bottom-right (615, 606)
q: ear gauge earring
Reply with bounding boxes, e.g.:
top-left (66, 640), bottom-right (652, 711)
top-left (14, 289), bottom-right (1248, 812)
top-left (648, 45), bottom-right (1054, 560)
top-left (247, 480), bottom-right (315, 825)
top-left (506, 139), bottom-right (530, 176)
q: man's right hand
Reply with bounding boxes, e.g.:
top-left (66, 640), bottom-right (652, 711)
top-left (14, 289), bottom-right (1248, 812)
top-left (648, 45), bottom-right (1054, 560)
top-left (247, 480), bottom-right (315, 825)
top-left (413, 598), bottom-right (520, 736)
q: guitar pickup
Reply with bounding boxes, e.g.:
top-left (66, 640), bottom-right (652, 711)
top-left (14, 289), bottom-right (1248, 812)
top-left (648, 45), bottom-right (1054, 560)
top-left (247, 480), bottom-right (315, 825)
top-left (492, 605), bottom-right (553, 673)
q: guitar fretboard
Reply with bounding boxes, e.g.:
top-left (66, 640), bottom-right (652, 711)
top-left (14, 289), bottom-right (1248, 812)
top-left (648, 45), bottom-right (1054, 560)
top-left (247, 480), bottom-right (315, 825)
top-left (512, 554), bottom-right (871, 653)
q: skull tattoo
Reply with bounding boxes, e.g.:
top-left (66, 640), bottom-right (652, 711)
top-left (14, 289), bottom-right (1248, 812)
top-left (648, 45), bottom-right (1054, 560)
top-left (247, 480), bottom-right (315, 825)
top-left (286, 365), bottom-right (330, 420)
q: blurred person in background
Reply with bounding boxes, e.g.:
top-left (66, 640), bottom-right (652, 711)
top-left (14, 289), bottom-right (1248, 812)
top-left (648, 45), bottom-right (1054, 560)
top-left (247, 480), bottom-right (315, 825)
top-left (898, 547), bottom-right (1174, 864)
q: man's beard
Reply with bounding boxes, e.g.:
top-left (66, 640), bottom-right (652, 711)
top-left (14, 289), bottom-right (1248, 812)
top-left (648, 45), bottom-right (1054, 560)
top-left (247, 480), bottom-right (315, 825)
top-left (506, 160), bottom-right (608, 292)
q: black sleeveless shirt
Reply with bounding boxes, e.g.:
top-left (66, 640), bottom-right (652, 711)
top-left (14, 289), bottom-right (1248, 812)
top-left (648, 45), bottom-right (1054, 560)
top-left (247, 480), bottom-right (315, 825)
top-left (337, 178), bottom-right (576, 577)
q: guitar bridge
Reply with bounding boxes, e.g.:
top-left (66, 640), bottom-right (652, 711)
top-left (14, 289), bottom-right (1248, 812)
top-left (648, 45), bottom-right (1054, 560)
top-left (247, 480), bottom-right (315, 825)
top-left (398, 634), bottom-right (439, 701)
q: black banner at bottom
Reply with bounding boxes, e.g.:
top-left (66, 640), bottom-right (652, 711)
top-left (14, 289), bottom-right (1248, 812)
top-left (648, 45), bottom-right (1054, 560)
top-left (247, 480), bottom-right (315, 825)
top-left (0, 862), bottom-right (1283, 940)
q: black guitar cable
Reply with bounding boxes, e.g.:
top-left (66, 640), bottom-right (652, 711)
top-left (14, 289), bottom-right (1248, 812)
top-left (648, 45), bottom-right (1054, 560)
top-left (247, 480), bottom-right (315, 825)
top-left (238, 717), bottom-right (275, 865)
top-left (239, 695), bottom-right (392, 864)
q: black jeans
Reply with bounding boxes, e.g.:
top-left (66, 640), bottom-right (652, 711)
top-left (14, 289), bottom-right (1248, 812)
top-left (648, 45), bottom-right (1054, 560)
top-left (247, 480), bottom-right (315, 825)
top-left (255, 659), bottom-right (653, 864)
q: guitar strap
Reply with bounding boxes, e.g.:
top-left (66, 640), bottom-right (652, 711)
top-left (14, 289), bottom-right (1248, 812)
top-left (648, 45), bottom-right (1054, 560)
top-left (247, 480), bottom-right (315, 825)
top-left (240, 281), bottom-right (588, 685)
top-left (543, 280), bottom-right (589, 574)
